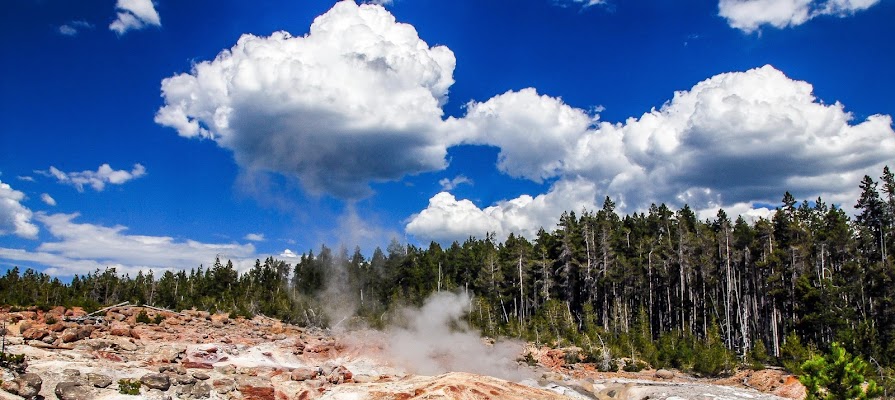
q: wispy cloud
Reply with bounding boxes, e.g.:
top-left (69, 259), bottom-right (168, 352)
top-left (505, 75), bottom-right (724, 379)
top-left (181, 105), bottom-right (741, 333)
top-left (38, 163), bottom-right (146, 192)
top-left (41, 193), bottom-right (57, 207)
top-left (0, 213), bottom-right (257, 276)
top-left (438, 175), bottom-right (472, 191)
top-left (244, 233), bottom-right (265, 242)
top-left (58, 20), bottom-right (93, 36)
top-left (552, 0), bottom-right (608, 9)
top-left (110, 0), bottom-right (161, 35)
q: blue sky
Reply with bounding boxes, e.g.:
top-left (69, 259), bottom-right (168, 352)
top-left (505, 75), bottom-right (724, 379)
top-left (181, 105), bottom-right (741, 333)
top-left (1, 0), bottom-right (894, 276)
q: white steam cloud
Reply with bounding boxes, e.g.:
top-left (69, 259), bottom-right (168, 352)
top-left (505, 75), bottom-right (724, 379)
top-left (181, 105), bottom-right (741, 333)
top-left (383, 291), bottom-right (530, 381)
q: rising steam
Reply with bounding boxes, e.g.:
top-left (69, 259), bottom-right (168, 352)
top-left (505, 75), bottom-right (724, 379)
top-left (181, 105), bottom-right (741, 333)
top-left (381, 291), bottom-right (531, 381)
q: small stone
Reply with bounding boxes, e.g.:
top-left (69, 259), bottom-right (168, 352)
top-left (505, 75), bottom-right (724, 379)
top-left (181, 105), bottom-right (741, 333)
top-left (173, 374), bottom-right (197, 385)
top-left (303, 379), bottom-right (325, 389)
top-left (655, 369), bottom-right (675, 379)
top-left (352, 374), bottom-right (378, 383)
top-left (192, 372), bottom-right (210, 381)
top-left (12, 373), bottom-right (42, 398)
top-left (61, 329), bottom-right (79, 343)
top-left (62, 369), bottom-right (81, 378)
top-left (55, 381), bottom-right (93, 400)
top-left (87, 373), bottom-right (113, 388)
top-left (326, 365), bottom-right (352, 384)
top-left (190, 382), bottom-right (212, 398)
top-left (212, 378), bottom-right (236, 394)
top-left (140, 373), bottom-right (172, 391)
top-left (21, 328), bottom-right (49, 340)
top-left (109, 323), bottom-right (132, 337)
top-left (290, 367), bottom-right (319, 382)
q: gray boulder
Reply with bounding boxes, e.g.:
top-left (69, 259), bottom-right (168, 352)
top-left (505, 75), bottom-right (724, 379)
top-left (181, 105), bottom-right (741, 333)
top-left (54, 381), bottom-right (93, 400)
top-left (655, 369), bottom-right (675, 379)
top-left (140, 373), bottom-right (171, 391)
top-left (87, 373), bottom-right (113, 388)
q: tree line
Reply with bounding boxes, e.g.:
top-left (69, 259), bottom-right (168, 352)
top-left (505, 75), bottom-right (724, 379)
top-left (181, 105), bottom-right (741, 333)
top-left (1, 166), bottom-right (893, 383)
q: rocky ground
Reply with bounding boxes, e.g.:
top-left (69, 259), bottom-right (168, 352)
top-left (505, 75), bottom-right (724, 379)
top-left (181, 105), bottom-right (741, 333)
top-left (0, 305), bottom-right (805, 399)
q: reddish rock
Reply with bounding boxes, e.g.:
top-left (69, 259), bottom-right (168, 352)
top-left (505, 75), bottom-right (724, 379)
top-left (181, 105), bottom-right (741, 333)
top-left (19, 311), bottom-right (37, 320)
top-left (240, 385), bottom-right (275, 400)
top-left (326, 365), bottom-right (353, 384)
top-left (275, 383), bottom-right (320, 400)
top-left (213, 378), bottom-right (236, 394)
top-left (130, 328), bottom-right (142, 339)
top-left (774, 375), bottom-right (807, 399)
top-left (95, 351), bottom-right (124, 362)
top-left (109, 323), bottom-right (132, 337)
top-left (49, 322), bottom-right (66, 332)
top-left (22, 327), bottom-right (49, 340)
top-left (290, 368), bottom-right (319, 382)
top-left (183, 361), bottom-right (215, 369)
top-left (61, 329), bottom-right (80, 343)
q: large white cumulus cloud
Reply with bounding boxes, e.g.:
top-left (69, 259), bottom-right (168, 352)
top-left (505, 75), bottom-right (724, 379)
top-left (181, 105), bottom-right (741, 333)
top-left (407, 65), bottom-right (895, 243)
top-left (156, 0), bottom-right (456, 198)
top-left (719, 0), bottom-right (880, 33)
top-left (458, 88), bottom-right (597, 182)
top-left (155, 1), bottom-right (894, 245)
top-left (0, 181), bottom-right (38, 239)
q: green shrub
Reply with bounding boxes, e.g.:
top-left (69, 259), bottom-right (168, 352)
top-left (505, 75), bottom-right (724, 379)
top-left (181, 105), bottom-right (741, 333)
top-left (152, 314), bottom-right (165, 324)
top-left (118, 379), bottom-right (141, 395)
top-left (623, 360), bottom-right (648, 372)
top-left (691, 322), bottom-right (735, 377)
top-left (780, 331), bottom-right (811, 375)
top-left (800, 342), bottom-right (882, 400)
top-left (135, 310), bottom-right (151, 324)
top-left (0, 351), bottom-right (27, 373)
top-left (748, 339), bottom-right (769, 371)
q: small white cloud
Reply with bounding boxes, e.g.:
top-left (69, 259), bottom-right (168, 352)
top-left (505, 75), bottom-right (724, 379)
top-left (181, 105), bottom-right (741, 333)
top-left (17, 176), bottom-right (35, 182)
top-left (39, 163), bottom-right (146, 192)
top-left (58, 20), bottom-right (93, 36)
top-left (109, 0), bottom-right (161, 35)
top-left (438, 175), bottom-right (472, 191)
top-left (0, 180), bottom-right (39, 239)
top-left (41, 193), bottom-right (57, 207)
top-left (406, 178), bottom-right (598, 243)
top-left (719, 0), bottom-right (880, 33)
top-left (553, 0), bottom-right (607, 9)
top-left (59, 25), bottom-right (77, 36)
top-left (0, 213), bottom-right (256, 276)
top-left (280, 249), bottom-right (299, 258)
top-left (244, 233), bottom-right (265, 242)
